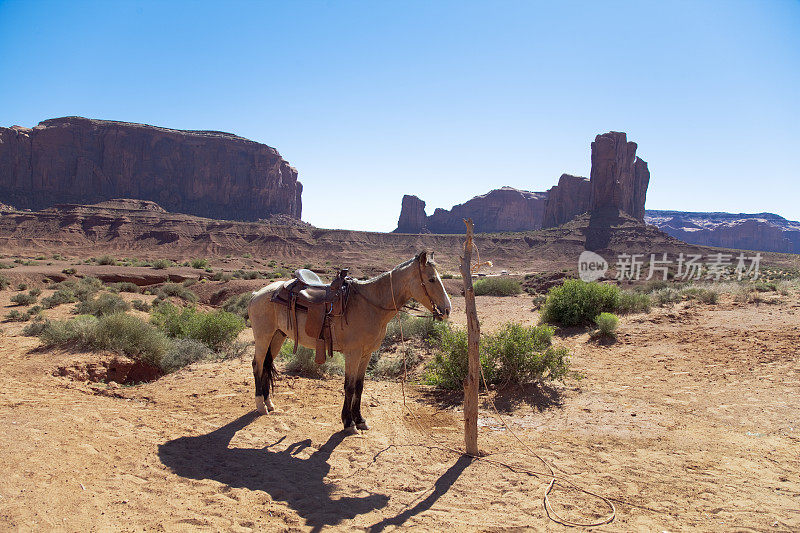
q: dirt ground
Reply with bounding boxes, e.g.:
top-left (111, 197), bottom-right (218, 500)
top-left (1, 280), bottom-right (799, 531)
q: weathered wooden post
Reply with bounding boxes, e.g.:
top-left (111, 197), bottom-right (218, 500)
top-left (460, 218), bottom-right (480, 456)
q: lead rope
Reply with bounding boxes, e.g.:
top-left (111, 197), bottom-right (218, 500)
top-left (388, 263), bottom-right (616, 527)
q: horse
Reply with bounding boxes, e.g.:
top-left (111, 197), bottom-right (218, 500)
top-left (248, 251), bottom-right (452, 432)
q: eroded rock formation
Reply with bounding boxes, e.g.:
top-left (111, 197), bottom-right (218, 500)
top-left (542, 174), bottom-right (591, 228)
top-left (394, 187), bottom-right (547, 234)
top-left (589, 131), bottom-right (649, 220)
top-left (0, 117), bottom-right (302, 221)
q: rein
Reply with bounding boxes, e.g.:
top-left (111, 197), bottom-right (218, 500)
top-left (351, 259), bottom-right (442, 319)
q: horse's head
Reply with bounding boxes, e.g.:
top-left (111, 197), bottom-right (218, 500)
top-left (410, 251), bottom-right (452, 321)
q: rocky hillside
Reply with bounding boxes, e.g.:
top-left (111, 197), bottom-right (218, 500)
top-left (646, 211), bottom-right (800, 254)
top-left (393, 131), bottom-right (650, 233)
top-left (0, 117), bottom-right (302, 221)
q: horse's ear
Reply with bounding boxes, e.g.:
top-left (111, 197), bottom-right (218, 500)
top-left (418, 250), bottom-right (428, 266)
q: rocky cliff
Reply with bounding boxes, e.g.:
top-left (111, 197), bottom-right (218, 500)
top-left (0, 117), bottom-right (302, 221)
top-left (542, 174), bottom-right (591, 228)
top-left (645, 210), bottom-right (800, 254)
top-left (393, 187), bottom-right (548, 234)
top-left (394, 131), bottom-right (650, 233)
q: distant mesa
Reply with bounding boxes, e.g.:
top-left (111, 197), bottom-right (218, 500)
top-left (394, 131), bottom-right (650, 233)
top-left (646, 211), bottom-right (800, 254)
top-left (0, 116), bottom-right (303, 222)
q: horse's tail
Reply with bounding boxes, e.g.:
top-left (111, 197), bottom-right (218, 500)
top-left (264, 341), bottom-right (277, 396)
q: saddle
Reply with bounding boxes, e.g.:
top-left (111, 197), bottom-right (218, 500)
top-left (271, 268), bottom-right (351, 364)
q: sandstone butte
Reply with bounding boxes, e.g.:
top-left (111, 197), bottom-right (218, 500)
top-left (394, 131), bottom-right (650, 234)
top-left (0, 116), bottom-right (302, 222)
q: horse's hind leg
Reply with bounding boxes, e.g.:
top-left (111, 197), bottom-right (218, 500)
top-left (253, 330), bottom-right (285, 415)
top-left (341, 352), bottom-right (360, 432)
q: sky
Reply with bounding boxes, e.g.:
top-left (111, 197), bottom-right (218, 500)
top-left (1, 0), bottom-right (798, 231)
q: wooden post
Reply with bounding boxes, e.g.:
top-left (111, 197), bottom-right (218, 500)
top-left (460, 218), bottom-right (480, 456)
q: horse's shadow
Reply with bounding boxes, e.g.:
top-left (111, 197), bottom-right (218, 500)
top-left (158, 413), bottom-right (389, 532)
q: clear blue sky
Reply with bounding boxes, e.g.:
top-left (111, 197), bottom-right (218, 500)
top-left (1, 0), bottom-right (798, 231)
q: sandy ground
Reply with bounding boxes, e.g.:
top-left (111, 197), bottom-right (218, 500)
top-left (1, 284), bottom-right (799, 531)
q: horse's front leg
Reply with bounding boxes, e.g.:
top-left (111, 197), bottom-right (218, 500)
top-left (351, 353), bottom-right (371, 431)
top-left (341, 352), bottom-right (360, 433)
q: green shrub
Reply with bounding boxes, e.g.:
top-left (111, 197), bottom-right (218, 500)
top-left (190, 258), bottom-right (208, 269)
top-left (38, 314), bottom-right (172, 369)
top-left (29, 287), bottom-right (42, 297)
top-left (280, 340), bottom-right (345, 377)
top-left (62, 267), bottom-right (77, 275)
top-left (653, 287), bottom-right (681, 306)
top-left (157, 282), bottom-right (197, 303)
top-left (681, 287), bottom-right (719, 304)
top-left (11, 291), bottom-right (38, 306)
top-left (233, 270), bottom-right (265, 280)
top-left (151, 259), bottom-right (173, 270)
top-left (370, 347), bottom-right (423, 379)
top-left (51, 277), bottom-right (103, 302)
top-left (22, 317), bottom-right (50, 336)
top-left (0, 274), bottom-right (9, 290)
top-left (108, 282), bottom-right (140, 293)
top-left (96, 255), bottom-right (117, 266)
top-left (222, 292), bottom-right (252, 319)
top-left (616, 291), bottom-right (651, 313)
top-left (0, 263), bottom-right (14, 270)
top-left (753, 281), bottom-right (778, 293)
top-left (181, 279), bottom-right (197, 287)
top-left (132, 299), bottom-right (151, 312)
top-left (16, 283), bottom-right (28, 291)
top-left (473, 277), bottom-right (523, 296)
top-left (41, 288), bottom-right (78, 309)
top-left (160, 338), bottom-right (213, 373)
top-left (539, 280), bottom-right (620, 326)
top-left (483, 323), bottom-right (569, 386)
top-left (594, 312), bottom-right (619, 337)
top-left (441, 273), bottom-right (454, 279)
top-left (383, 313), bottom-right (439, 345)
top-left (151, 303), bottom-right (245, 350)
top-left (74, 293), bottom-right (131, 317)
top-left (424, 324), bottom-right (493, 389)
top-left (4, 309), bottom-right (28, 322)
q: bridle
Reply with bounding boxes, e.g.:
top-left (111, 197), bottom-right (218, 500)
top-left (416, 258), bottom-right (445, 320)
top-left (354, 257), bottom-right (445, 320)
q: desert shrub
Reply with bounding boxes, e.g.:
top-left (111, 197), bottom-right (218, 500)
top-left (50, 277), bottom-right (103, 303)
top-left (0, 263), bottom-right (14, 270)
top-left (190, 258), bottom-right (208, 269)
top-left (16, 283), bottom-right (28, 291)
top-left (4, 309), bottom-right (28, 322)
top-left (753, 281), bottom-right (778, 292)
top-left (441, 273), bottom-right (454, 279)
top-left (160, 338), bottom-right (213, 373)
top-left (233, 270), bottom-right (265, 280)
top-left (383, 313), bottom-right (439, 345)
top-left (131, 299), bottom-right (151, 312)
top-left (634, 279), bottom-right (671, 293)
top-left (0, 274), bottom-right (9, 290)
top-left (108, 282), bottom-right (140, 293)
top-left (482, 323), bottom-right (569, 387)
top-left (181, 278), bottom-right (197, 287)
top-left (151, 303), bottom-right (245, 350)
top-left (370, 347), bottom-right (423, 379)
top-left (96, 255), bottom-right (117, 266)
top-left (539, 280), bottom-right (620, 326)
top-left (151, 259), bottom-right (173, 270)
top-left (22, 317), bottom-right (50, 336)
top-left (41, 288), bottom-right (78, 309)
top-left (594, 312), bottom-right (619, 337)
top-left (268, 260), bottom-right (277, 267)
top-left (473, 277), bottom-right (523, 296)
top-left (157, 282), bottom-right (197, 303)
top-left (681, 287), bottom-right (719, 304)
top-left (218, 339), bottom-right (253, 361)
top-left (38, 314), bottom-right (171, 369)
top-left (653, 287), bottom-right (681, 306)
top-left (243, 253), bottom-right (252, 259)
top-left (62, 267), bottom-right (77, 275)
top-left (11, 291), bottom-right (38, 306)
top-left (222, 292), bottom-right (252, 319)
top-left (424, 324), bottom-right (495, 389)
top-left (29, 287), bottom-right (42, 297)
top-left (280, 340), bottom-right (345, 377)
top-left (74, 293), bottom-right (131, 317)
top-left (616, 291), bottom-right (651, 313)
top-left (210, 271), bottom-right (233, 282)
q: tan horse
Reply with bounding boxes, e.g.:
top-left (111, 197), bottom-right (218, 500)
top-left (248, 251), bottom-right (452, 432)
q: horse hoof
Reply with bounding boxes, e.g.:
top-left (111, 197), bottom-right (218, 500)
top-left (356, 422), bottom-right (370, 431)
top-left (266, 399), bottom-right (276, 412)
top-left (255, 396), bottom-right (269, 415)
top-left (342, 424), bottom-right (359, 435)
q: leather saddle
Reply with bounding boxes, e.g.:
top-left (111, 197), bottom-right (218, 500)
top-left (271, 268), bottom-right (351, 364)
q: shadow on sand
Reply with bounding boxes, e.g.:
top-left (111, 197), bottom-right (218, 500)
top-left (158, 413), bottom-right (388, 532)
top-left (159, 413), bottom-right (474, 531)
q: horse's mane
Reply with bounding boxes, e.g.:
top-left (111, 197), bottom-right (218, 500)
top-left (356, 255), bottom-right (436, 285)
